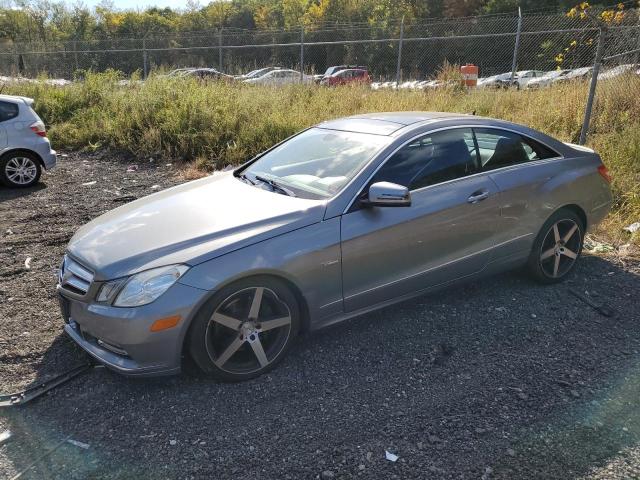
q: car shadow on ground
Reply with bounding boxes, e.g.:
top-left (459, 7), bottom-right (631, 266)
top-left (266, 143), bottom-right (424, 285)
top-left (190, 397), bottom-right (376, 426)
top-left (2, 254), bottom-right (640, 479)
top-left (0, 182), bottom-right (47, 199)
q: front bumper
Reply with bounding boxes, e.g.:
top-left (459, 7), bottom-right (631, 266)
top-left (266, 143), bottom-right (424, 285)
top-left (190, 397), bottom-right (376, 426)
top-left (58, 282), bottom-right (209, 377)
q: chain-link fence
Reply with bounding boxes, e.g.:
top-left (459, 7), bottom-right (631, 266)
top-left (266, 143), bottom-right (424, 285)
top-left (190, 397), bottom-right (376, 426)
top-left (0, 8), bottom-right (638, 143)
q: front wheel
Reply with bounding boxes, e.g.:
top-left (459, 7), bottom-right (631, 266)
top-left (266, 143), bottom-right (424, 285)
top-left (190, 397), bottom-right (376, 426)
top-left (527, 208), bottom-right (584, 284)
top-left (188, 277), bottom-right (300, 382)
top-left (0, 152), bottom-right (41, 188)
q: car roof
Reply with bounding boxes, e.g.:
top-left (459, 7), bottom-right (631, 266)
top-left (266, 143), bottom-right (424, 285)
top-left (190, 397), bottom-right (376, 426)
top-left (0, 94), bottom-right (27, 104)
top-left (334, 68), bottom-right (367, 75)
top-left (317, 112), bottom-right (473, 135)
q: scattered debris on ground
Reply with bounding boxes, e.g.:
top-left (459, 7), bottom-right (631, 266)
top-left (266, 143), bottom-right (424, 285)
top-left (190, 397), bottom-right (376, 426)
top-left (624, 222), bottom-right (640, 234)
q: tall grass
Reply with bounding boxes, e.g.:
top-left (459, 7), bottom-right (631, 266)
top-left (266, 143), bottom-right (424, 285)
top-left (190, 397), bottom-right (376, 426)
top-left (5, 71), bottom-right (640, 245)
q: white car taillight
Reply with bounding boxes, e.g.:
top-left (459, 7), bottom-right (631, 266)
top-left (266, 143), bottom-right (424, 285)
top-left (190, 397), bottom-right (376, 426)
top-left (29, 121), bottom-right (47, 137)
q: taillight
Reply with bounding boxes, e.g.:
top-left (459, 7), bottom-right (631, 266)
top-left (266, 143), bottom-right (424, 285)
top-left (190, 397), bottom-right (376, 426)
top-left (597, 164), bottom-right (612, 183)
top-left (29, 121), bottom-right (46, 137)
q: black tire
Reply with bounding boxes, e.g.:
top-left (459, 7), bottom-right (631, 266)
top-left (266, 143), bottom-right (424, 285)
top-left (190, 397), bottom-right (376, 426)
top-left (188, 276), bottom-right (301, 382)
top-left (527, 208), bottom-right (584, 284)
top-left (0, 151), bottom-right (42, 188)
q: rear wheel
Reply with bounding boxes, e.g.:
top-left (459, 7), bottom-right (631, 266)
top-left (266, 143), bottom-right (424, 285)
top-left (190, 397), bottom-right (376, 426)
top-left (0, 152), bottom-right (41, 188)
top-left (188, 276), bottom-right (300, 382)
top-left (527, 208), bottom-right (584, 284)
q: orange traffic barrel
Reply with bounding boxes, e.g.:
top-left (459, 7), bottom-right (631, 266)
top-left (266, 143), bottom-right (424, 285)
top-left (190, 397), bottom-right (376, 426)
top-left (461, 64), bottom-right (479, 87)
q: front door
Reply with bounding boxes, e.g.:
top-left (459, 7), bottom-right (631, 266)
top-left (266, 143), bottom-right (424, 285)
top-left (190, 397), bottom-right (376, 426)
top-left (340, 127), bottom-right (502, 312)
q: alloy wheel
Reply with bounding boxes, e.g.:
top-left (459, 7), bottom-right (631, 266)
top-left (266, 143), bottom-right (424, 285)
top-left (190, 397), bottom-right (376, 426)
top-left (538, 219), bottom-right (581, 279)
top-left (5, 157), bottom-right (38, 185)
top-left (205, 287), bottom-right (292, 374)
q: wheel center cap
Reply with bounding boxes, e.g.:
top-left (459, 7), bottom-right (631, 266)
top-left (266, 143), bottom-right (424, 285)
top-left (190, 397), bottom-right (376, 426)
top-left (240, 322), bottom-right (259, 342)
top-left (554, 242), bottom-right (566, 255)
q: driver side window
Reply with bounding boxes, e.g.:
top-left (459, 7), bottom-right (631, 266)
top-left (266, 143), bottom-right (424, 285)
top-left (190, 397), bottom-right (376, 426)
top-left (370, 128), bottom-right (479, 190)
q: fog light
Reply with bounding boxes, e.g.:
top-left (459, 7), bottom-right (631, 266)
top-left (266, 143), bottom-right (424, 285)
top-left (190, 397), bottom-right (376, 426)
top-left (150, 315), bottom-right (181, 332)
top-left (97, 339), bottom-right (128, 356)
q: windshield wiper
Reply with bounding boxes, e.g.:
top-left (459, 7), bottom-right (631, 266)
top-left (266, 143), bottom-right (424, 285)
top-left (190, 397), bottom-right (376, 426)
top-left (238, 173), bottom-right (256, 185)
top-left (254, 175), bottom-right (296, 197)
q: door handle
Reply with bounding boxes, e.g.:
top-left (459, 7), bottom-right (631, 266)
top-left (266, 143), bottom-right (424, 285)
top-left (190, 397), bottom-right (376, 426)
top-left (467, 190), bottom-right (490, 204)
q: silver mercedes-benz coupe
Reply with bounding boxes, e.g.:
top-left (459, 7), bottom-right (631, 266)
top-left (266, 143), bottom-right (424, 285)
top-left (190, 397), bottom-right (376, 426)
top-left (57, 112), bottom-right (613, 381)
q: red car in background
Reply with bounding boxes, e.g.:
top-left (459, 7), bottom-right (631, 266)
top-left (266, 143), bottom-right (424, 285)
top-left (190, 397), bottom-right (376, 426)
top-left (321, 68), bottom-right (371, 86)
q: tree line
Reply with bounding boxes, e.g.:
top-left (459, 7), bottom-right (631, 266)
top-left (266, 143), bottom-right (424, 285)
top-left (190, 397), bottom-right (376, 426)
top-left (0, 0), bottom-right (617, 43)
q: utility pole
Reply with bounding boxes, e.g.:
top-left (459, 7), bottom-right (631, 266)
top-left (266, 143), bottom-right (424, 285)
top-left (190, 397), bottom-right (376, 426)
top-left (510, 7), bottom-right (522, 85)
top-left (634, 9), bottom-right (640, 65)
top-left (395, 16), bottom-right (404, 87)
top-left (142, 37), bottom-right (148, 78)
top-left (73, 39), bottom-right (79, 72)
top-left (218, 27), bottom-right (223, 71)
top-left (300, 26), bottom-right (305, 83)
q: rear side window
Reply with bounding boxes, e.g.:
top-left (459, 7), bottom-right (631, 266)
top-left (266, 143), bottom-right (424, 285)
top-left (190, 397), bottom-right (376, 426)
top-left (474, 128), bottom-right (558, 171)
top-left (0, 101), bottom-right (19, 122)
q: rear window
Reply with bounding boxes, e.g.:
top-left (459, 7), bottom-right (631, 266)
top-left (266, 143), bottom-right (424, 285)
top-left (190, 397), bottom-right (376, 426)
top-left (0, 101), bottom-right (19, 122)
top-left (474, 128), bottom-right (559, 171)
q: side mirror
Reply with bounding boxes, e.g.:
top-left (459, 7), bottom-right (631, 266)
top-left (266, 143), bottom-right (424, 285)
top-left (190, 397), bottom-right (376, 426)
top-left (363, 181), bottom-right (411, 207)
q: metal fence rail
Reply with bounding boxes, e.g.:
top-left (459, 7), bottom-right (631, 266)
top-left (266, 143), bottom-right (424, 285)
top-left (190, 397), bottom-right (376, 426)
top-left (0, 8), bottom-right (638, 144)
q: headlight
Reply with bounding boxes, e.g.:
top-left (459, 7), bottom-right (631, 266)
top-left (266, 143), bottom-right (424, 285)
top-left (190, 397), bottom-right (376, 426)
top-left (97, 265), bottom-right (189, 307)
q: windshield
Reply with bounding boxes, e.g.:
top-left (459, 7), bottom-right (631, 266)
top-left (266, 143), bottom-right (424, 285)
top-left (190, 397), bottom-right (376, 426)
top-left (240, 128), bottom-right (390, 199)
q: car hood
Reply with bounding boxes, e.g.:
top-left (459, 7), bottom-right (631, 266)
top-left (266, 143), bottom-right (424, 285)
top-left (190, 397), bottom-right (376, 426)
top-left (67, 172), bottom-right (326, 281)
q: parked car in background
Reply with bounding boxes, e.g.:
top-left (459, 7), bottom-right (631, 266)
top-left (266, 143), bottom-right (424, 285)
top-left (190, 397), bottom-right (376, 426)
top-left (321, 68), bottom-right (371, 86)
top-left (476, 72), bottom-right (512, 89)
top-left (598, 63), bottom-right (638, 81)
top-left (236, 67), bottom-right (282, 80)
top-left (513, 70), bottom-right (546, 89)
top-left (316, 65), bottom-right (367, 83)
top-left (371, 81), bottom-right (397, 90)
top-left (58, 112), bottom-right (612, 381)
top-left (243, 69), bottom-right (311, 85)
top-left (164, 68), bottom-right (195, 77)
top-left (496, 70), bottom-right (545, 89)
top-left (555, 67), bottom-right (592, 83)
top-left (0, 95), bottom-right (56, 188)
top-left (526, 69), bottom-right (570, 89)
top-left (182, 68), bottom-right (234, 81)
top-left (398, 80), bottom-right (419, 89)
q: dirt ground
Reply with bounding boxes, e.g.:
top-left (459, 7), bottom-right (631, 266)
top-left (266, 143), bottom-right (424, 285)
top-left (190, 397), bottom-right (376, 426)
top-left (1, 152), bottom-right (639, 480)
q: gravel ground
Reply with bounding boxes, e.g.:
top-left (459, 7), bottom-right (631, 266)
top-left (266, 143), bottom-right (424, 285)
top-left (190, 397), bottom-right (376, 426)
top-left (1, 153), bottom-right (639, 480)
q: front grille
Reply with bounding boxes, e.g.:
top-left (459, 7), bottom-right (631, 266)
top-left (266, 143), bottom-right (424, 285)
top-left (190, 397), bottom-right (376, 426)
top-left (58, 255), bottom-right (94, 296)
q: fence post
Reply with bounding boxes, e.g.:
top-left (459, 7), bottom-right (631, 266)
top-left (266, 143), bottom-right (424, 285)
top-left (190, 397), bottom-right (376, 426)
top-left (300, 26), bottom-right (305, 82)
top-left (15, 43), bottom-right (25, 77)
top-left (218, 28), bottom-right (223, 71)
top-left (634, 11), bottom-right (640, 65)
top-left (510, 7), bottom-right (522, 84)
top-left (73, 40), bottom-right (79, 72)
top-left (579, 28), bottom-right (606, 145)
top-left (14, 45), bottom-right (20, 77)
top-left (142, 37), bottom-right (148, 78)
top-left (395, 16), bottom-right (404, 86)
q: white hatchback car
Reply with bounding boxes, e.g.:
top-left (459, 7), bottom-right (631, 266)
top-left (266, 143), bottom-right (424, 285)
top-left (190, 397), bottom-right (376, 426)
top-left (0, 94), bottom-right (56, 188)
